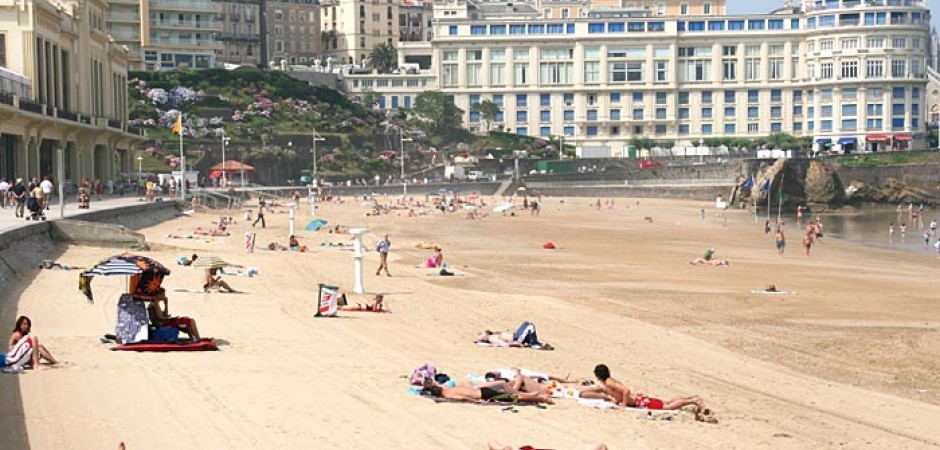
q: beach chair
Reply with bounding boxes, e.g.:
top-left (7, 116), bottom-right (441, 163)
top-left (314, 283), bottom-right (341, 317)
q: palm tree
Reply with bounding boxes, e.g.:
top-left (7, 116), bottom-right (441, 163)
top-left (367, 43), bottom-right (398, 73)
top-left (472, 100), bottom-right (500, 134)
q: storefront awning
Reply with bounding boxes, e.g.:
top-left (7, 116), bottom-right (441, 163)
top-left (866, 134), bottom-right (890, 142)
top-left (815, 138), bottom-right (832, 144)
top-left (837, 137), bottom-right (857, 144)
top-left (893, 134), bottom-right (913, 141)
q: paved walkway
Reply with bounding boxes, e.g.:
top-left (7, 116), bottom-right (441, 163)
top-left (0, 195), bottom-right (149, 233)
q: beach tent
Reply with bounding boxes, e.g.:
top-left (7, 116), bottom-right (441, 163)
top-left (315, 283), bottom-right (341, 317)
top-left (78, 254), bottom-right (171, 303)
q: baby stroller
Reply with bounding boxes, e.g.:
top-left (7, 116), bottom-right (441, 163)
top-left (25, 196), bottom-right (46, 221)
top-left (77, 187), bottom-right (91, 209)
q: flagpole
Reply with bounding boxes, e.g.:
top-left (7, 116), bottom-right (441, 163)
top-left (179, 114), bottom-right (186, 201)
top-left (776, 171), bottom-right (785, 225)
top-left (766, 174), bottom-right (772, 222)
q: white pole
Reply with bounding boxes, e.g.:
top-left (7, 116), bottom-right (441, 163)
top-left (57, 147), bottom-right (64, 219)
top-left (179, 114), bottom-right (186, 201)
top-left (221, 135), bottom-right (227, 187)
top-left (312, 126), bottom-right (318, 180)
top-left (350, 228), bottom-right (368, 294)
top-left (289, 205), bottom-right (295, 236)
top-left (401, 135), bottom-right (412, 198)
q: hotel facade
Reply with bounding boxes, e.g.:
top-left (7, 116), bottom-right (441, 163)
top-left (345, 0), bottom-right (933, 155)
top-left (1, 0), bottom-right (141, 184)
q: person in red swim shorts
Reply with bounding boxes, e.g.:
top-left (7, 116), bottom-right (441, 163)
top-left (591, 364), bottom-right (714, 421)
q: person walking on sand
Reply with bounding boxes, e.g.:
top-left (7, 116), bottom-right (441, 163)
top-left (376, 234), bottom-right (391, 276)
top-left (764, 219), bottom-right (772, 234)
top-left (252, 201), bottom-right (266, 228)
top-left (888, 222), bottom-right (895, 243)
top-left (803, 234), bottom-right (813, 256)
top-left (776, 229), bottom-right (786, 256)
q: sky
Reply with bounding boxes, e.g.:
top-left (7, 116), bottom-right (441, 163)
top-left (727, 0), bottom-right (940, 32)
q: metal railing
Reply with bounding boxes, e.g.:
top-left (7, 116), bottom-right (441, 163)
top-left (58, 109), bottom-right (78, 121)
top-left (524, 178), bottom-right (736, 189)
top-left (18, 98), bottom-right (43, 114)
top-left (0, 91), bottom-right (14, 106)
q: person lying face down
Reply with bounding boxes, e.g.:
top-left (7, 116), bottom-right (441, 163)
top-left (420, 380), bottom-right (552, 404)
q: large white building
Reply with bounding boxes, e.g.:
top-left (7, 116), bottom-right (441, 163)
top-left (345, 0), bottom-right (932, 155)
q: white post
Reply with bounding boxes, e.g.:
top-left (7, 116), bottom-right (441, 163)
top-left (221, 135), bottom-right (227, 187)
top-left (289, 205), bottom-right (296, 236)
top-left (401, 135), bottom-right (412, 198)
top-left (309, 185), bottom-right (317, 217)
top-left (57, 147), bottom-right (65, 219)
top-left (349, 227), bottom-right (368, 294)
top-left (179, 115), bottom-right (186, 201)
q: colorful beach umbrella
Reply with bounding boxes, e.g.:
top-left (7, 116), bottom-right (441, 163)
top-left (79, 254), bottom-right (171, 303)
top-left (191, 255), bottom-right (233, 270)
top-left (305, 218), bottom-right (328, 231)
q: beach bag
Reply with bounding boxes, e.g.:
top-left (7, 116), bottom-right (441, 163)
top-left (410, 363), bottom-right (437, 386)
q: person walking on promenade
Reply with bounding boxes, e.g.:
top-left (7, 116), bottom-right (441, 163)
top-left (11, 178), bottom-right (26, 218)
top-left (376, 234), bottom-right (391, 276)
top-left (252, 201), bottom-right (266, 228)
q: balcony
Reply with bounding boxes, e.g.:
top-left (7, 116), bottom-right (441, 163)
top-left (57, 109), bottom-right (78, 122)
top-left (150, 0), bottom-right (219, 12)
top-left (151, 20), bottom-right (221, 31)
top-left (109, 12), bottom-right (141, 22)
top-left (18, 98), bottom-right (43, 114)
top-left (152, 37), bottom-right (220, 49)
top-left (0, 92), bottom-right (14, 106)
top-left (216, 32), bottom-right (261, 42)
top-left (108, 118), bottom-right (124, 129)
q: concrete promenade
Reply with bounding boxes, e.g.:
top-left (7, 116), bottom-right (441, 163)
top-left (0, 195), bottom-right (147, 233)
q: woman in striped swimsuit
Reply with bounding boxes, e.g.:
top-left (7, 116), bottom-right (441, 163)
top-left (2, 316), bottom-right (57, 370)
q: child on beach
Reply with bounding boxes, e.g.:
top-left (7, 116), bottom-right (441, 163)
top-left (3, 316), bottom-right (58, 371)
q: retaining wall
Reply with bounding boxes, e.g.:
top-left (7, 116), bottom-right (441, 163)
top-left (525, 185), bottom-right (728, 201)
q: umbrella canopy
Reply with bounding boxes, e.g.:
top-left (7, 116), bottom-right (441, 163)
top-left (306, 219), bottom-right (328, 231)
top-left (517, 186), bottom-right (527, 191)
top-left (79, 254), bottom-right (171, 303)
top-left (493, 204), bottom-right (514, 213)
top-left (191, 255), bottom-right (233, 269)
top-left (437, 188), bottom-right (449, 193)
top-left (209, 170), bottom-right (222, 179)
top-left (208, 160), bottom-right (255, 173)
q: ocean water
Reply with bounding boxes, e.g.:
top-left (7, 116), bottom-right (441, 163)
top-left (806, 205), bottom-right (939, 257)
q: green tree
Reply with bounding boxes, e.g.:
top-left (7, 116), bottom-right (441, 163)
top-left (361, 89), bottom-right (380, 109)
top-left (367, 43), bottom-right (398, 74)
top-left (412, 91), bottom-right (464, 135)
top-left (471, 100), bottom-right (500, 133)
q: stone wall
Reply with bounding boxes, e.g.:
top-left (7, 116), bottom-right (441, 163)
top-left (523, 185), bottom-right (730, 201)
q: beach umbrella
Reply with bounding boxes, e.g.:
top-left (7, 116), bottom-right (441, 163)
top-left (493, 204), bottom-right (514, 213)
top-left (79, 254), bottom-right (171, 303)
top-left (191, 255), bottom-right (233, 270)
top-left (517, 186), bottom-right (527, 191)
top-left (437, 187), bottom-right (449, 193)
top-left (305, 218), bottom-right (328, 231)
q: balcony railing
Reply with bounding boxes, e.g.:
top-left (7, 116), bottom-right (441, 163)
top-left (18, 98), bottom-right (43, 114)
top-left (109, 13), bottom-right (141, 21)
top-left (150, 0), bottom-right (218, 11)
top-left (108, 118), bottom-right (123, 129)
top-left (0, 91), bottom-right (14, 106)
top-left (58, 109), bottom-right (78, 121)
top-left (80, 116), bottom-right (92, 125)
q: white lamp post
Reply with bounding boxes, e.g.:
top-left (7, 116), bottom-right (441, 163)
top-left (136, 155), bottom-right (143, 195)
top-left (349, 227), bottom-right (369, 293)
top-left (312, 127), bottom-right (325, 182)
top-left (400, 135), bottom-right (412, 198)
top-left (221, 134), bottom-right (230, 187)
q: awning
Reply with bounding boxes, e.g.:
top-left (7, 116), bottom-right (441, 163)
top-left (866, 134), bottom-right (890, 142)
top-left (893, 134), bottom-right (913, 141)
top-left (815, 138), bottom-right (831, 144)
top-left (837, 137), bottom-right (857, 144)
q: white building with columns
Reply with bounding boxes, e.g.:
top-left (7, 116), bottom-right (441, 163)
top-left (344, 0), bottom-right (932, 155)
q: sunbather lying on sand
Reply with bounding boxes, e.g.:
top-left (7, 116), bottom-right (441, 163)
top-left (688, 258), bottom-right (730, 266)
top-left (481, 368), bottom-right (610, 400)
top-left (194, 227), bottom-right (229, 237)
top-left (474, 321), bottom-right (553, 350)
top-left (591, 364), bottom-right (715, 422)
top-left (421, 380), bottom-right (552, 404)
top-left (166, 234), bottom-right (194, 239)
top-left (38, 260), bottom-right (86, 270)
top-left (488, 442), bottom-right (608, 450)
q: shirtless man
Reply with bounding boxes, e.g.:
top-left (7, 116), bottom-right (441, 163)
top-left (421, 380), bottom-right (552, 404)
top-left (592, 364), bottom-right (711, 421)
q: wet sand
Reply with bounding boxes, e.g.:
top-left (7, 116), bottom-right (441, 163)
top-left (3, 197), bottom-right (939, 450)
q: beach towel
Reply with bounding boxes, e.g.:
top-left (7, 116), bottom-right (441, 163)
top-left (576, 398), bottom-right (687, 417)
top-left (3, 335), bottom-right (34, 370)
top-left (750, 290), bottom-right (797, 295)
top-left (172, 288), bottom-right (207, 293)
top-left (112, 339), bottom-right (218, 352)
top-left (339, 306), bottom-right (392, 314)
top-left (115, 294), bottom-right (149, 345)
top-left (542, 242), bottom-right (556, 249)
top-left (245, 232), bottom-right (256, 253)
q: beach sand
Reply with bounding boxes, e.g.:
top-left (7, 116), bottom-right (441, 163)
top-left (3, 197), bottom-right (939, 450)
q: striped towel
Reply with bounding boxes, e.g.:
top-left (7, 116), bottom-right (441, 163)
top-left (245, 232), bottom-right (256, 253)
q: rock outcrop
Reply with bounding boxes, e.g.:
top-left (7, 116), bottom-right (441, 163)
top-left (844, 178), bottom-right (934, 204)
top-left (751, 158), bottom-right (806, 207)
top-left (804, 160), bottom-right (845, 204)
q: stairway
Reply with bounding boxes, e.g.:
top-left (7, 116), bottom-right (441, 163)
top-left (493, 178), bottom-right (514, 197)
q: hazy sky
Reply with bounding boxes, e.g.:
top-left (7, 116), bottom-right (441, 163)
top-left (727, 0), bottom-right (940, 31)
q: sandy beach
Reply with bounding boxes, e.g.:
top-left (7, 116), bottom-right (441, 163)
top-left (3, 196), bottom-right (939, 450)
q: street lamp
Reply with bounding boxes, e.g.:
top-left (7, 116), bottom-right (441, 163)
top-left (221, 133), bottom-right (230, 187)
top-left (400, 134), bottom-right (413, 198)
top-left (312, 127), bottom-right (325, 183)
top-left (136, 155), bottom-right (143, 185)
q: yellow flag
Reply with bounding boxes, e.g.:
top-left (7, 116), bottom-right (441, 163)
top-left (171, 115), bottom-right (182, 135)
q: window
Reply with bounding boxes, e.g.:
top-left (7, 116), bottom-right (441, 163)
top-left (679, 124), bottom-right (690, 135)
top-left (510, 25), bottom-right (526, 35)
top-left (701, 91), bottom-right (713, 104)
top-left (821, 62), bottom-right (833, 79)
top-left (867, 118), bottom-right (883, 129)
top-left (892, 87), bottom-right (905, 99)
top-left (891, 118), bottom-right (904, 129)
top-left (564, 126), bottom-right (574, 136)
top-left (490, 25), bottom-right (506, 35)
top-left (771, 123), bottom-right (782, 132)
top-left (678, 108), bottom-right (690, 119)
top-left (680, 60), bottom-right (711, 82)
top-left (867, 60), bottom-right (884, 78)
top-left (540, 110), bottom-right (551, 122)
top-left (771, 89), bottom-right (782, 102)
top-left (842, 119), bottom-right (857, 130)
top-left (867, 37), bottom-right (884, 48)
top-left (841, 38), bottom-right (858, 50)
top-left (748, 106), bottom-right (758, 118)
top-left (539, 62), bottom-right (573, 84)
top-left (892, 103), bottom-right (905, 115)
top-left (892, 37), bottom-right (906, 49)
top-left (609, 62), bottom-right (644, 82)
top-left (745, 59), bottom-right (760, 80)
top-left (610, 92), bottom-right (621, 103)
top-left (584, 62), bottom-right (600, 83)
top-left (442, 64), bottom-right (458, 86)
top-left (702, 107), bottom-right (713, 119)
top-left (723, 46), bottom-right (737, 57)
top-left (748, 123), bottom-right (759, 133)
top-left (564, 93), bottom-right (574, 105)
top-left (587, 109), bottom-right (598, 120)
top-left (678, 92), bottom-right (690, 104)
top-left (610, 109), bottom-right (621, 120)
top-left (655, 61), bottom-right (668, 82)
top-left (701, 124), bottom-right (713, 134)
top-left (563, 110), bottom-right (574, 121)
top-left (655, 92), bottom-right (667, 105)
top-left (448, 25), bottom-right (457, 35)
top-left (469, 111), bottom-right (480, 122)
top-left (843, 88), bottom-right (857, 100)
top-left (821, 105), bottom-right (833, 117)
top-left (769, 58), bottom-right (784, 80)
top-left (747, 90), bottom-right (759, 103)
top-left (633, 92), bottom-right (643, 102)
top-left (771, 106), bottom-right (781, 118)
top-left (820, 40), bottom-right (833, 51)
top-left (725, 90), bottom-right (735, 103)
top-left (633, 108), bottom-right (644, 120)
top-left (841, 61), bottom-right (858, 79)
top-left (794, 123), bottom-right (802, 132)
top-left (821, 120), bottom-right (833, 131)
top-left (655, 125), bottom-right (667, 135)
top-left (466, 63), bottom-right (482, 85)
top-left (516, 127), bottom-right (528, 135)
top-left (493, 95), bottom-right (504, 107)
top-left (725, 124), bottom-right (736, 133)
top-left (912, 87), bottom-right (920, 99)
top-left (514, 63), bottom-right (528, 84)
top-left (680, 3), bottom-right (689, 15)
top-left (588, 23), bottom-right (605, 33)
top-left (729, 20), bottom-right (744, 30)
top-left (0, 34), bottom-right (6, 67)
top-left (722, 60), bottom-right (737, 81)
top-left (490, 63), bottom-right (505, 86)
top-left (724, 107), bottom-right (735, 117)
top-left (516, 111), bottom-right (527, 122)
top-left (587, 126), bottom-right (598, 136)
top-left (793, 105), bottom-right (803, 116)
top-left (703, 2), bottom-right (711, 14)
top-left (471, 25), bottom-right (486, 36)
top-left (540, 127), bottom-right (551, 136)
top-left (842, 104), bottom-right (857, 116)
top-left (867, 104), bottom-right (883, 116)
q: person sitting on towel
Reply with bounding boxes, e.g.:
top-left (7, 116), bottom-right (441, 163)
top-left (424, 247), bottom-right (444, 268)
top-left (474, 321), bottom-right (553, 350)
top-left (3, 316), bottom-right (57, 370)
top-left (178, 254), bottom-right (198, 266)
top-left (421, 380), bottom-right (552, 404)
top-left (204, 267), bottom-right (237, 293)
top-left (590, 364), bottom-right (714, 422)
top-left (148, 289), bottom-right (201, 340)
top-left (288, 235), bottom-right (309, 252)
